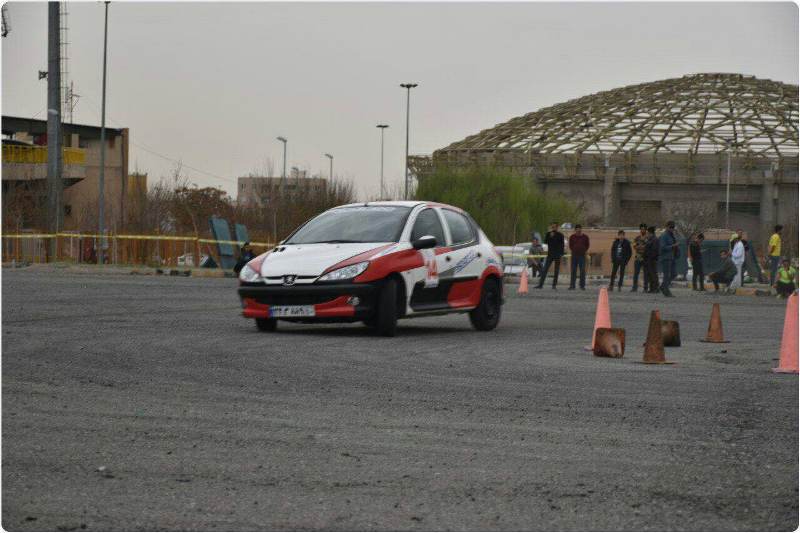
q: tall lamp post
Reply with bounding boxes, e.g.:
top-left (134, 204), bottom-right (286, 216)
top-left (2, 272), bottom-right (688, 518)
top-left (400, 83), bottom-right (417, 200)
top-left (276, 136), bottom-right (287, 193)
top-left (98, 0), bottom-right (110, 265)
top-left (725, 140), bottom-right (737, 230)
top-left (324, 153), bottom-right (333, 181)
top-left (376, 124), bottom-right (389, 199)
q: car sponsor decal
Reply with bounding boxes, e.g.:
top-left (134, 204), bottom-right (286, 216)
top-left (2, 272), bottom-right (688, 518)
top-left (419, 248), bottom-right (439, 288)
top-left (453, 250), bottom-right (478, 274)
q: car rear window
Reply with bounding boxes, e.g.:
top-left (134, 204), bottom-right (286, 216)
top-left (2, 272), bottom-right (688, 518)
top-left (442, 209), bottom-right (475, 245)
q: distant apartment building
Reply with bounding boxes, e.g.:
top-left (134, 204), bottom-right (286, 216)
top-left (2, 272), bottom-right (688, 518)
top-left (237, 170), bottom-right (327, 207)
top-left (2, 115), bottom-right (143, 231)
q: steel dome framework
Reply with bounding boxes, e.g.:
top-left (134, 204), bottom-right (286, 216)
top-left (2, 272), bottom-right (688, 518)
top-left (439, 74), bottom-right (798, 159)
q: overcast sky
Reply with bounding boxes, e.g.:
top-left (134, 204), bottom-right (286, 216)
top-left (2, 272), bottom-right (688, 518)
top-left (2, 1), bottom-right (797, 199)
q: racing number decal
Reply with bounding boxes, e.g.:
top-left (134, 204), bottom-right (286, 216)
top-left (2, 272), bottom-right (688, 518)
top-left (420, 248), bottom-right (439, 288)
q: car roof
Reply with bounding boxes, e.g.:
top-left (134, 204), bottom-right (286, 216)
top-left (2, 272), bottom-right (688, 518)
top-left (333, 201), bottom-right (464, 212)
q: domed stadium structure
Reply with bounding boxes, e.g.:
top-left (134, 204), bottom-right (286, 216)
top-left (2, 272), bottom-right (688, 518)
top-left (413, 73), bottom-right (798, 249)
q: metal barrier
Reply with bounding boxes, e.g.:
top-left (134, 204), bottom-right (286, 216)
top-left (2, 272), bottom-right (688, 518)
top-left (1, 233), bottom-right (274, 267)
top-left (2, 145), bottom-right (86, 165)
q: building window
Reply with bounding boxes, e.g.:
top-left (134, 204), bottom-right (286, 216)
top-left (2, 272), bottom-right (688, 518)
top-left (717, 202), bottom-right (760, 216)
top-left (64, 204), bottom-right (72, 216)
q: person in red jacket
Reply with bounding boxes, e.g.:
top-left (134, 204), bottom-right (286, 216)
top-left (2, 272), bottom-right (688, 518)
top-left (568, 224), bottom-right (590, 290)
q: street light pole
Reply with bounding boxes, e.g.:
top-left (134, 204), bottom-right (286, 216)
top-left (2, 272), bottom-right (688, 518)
top-left (277, 136), bottom-right (287, 193)
top-left (98, 0), bottom-right (109, 265)
top-left (400, 83), bottom-right (417, 200)
top-left (324, 153), bottom-right (333, 181)
top-left (376, 124), bottom-right (389, 199)
top-left (726, 149), bottom-right (731, 229)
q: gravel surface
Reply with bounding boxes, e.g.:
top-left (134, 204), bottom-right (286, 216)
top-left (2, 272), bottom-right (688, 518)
top-left (2, 268), bottom-right (797, 531)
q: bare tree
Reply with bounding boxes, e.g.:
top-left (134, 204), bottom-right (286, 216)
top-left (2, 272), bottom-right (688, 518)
top-left (672, 200), bottom-right (718, 238)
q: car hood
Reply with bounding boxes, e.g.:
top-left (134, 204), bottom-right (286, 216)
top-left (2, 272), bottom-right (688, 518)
top-left (260, 242), bottom-right (389, 280)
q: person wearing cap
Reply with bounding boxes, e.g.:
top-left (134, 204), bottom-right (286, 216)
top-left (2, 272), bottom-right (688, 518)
top-left (568, 224), bottom-right (590, 290)
top-left (658, 221), bottom-right (679, 297)
top-left (631, 223), bottom-right (649, 292)
top-left (774, 258), bottom-right (797, 299)
top-left (730, 235), bottom-right (746, 289)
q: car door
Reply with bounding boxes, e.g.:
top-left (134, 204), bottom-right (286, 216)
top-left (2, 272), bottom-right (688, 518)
top-left (439, 208), bottom-right (483, 308)
top-left (407, 207), bottom-right (451, 312)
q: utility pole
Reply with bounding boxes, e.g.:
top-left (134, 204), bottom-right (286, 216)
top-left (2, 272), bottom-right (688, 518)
top-left (46, 2), bottom-right (62, 258)
top-left (400, 83), bottom-right (417, 200)
top-left (98, 1), bottom-right (109, 265)
top-left (726, 149), bottom-right (731, 230)
top-left (376, 124), bottom-right (388, 199)
top-left (324, 153), bottom-right (333, 181)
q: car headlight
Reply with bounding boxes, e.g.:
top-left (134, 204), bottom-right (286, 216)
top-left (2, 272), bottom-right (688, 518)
top-left (318, 261), bottom-right (369, 282)
top-left (239, 263), bottom-right (263, 283)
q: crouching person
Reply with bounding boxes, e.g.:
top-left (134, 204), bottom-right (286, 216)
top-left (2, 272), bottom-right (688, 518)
top-left (774, 259), bottom-right (797, 299)
top-left (708, 249), bottom-right (737, 293)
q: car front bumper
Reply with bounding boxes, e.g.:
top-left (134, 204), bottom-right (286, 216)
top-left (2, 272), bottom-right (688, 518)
top-left (238, 282), bottom-right (379, 321)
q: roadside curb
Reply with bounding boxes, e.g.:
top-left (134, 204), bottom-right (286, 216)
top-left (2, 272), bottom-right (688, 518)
top-left (3, 262), bottom-right (236, 279)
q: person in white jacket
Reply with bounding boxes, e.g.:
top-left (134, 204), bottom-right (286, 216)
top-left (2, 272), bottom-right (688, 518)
top-left (730, 237), bottom-right (746, 289)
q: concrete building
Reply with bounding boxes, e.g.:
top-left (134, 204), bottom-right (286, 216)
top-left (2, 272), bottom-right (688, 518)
top-left (411, 74), bottom-right (799, 253)
top-left (237, 171), bottom-right (327, 207)
top-left (2, 115), bottom-right (141, 232)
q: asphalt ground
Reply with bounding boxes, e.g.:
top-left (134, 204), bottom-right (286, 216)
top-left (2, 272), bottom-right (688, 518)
top-left (2, 268), bottom-right (798, 531)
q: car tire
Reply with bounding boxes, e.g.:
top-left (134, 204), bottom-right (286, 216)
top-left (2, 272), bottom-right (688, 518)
top-left (469, 277), bottom-right (501, 331)
top-left (375, 278), bottom-right (398, 337)
top-left (255, 317), bottom-right (278, 332)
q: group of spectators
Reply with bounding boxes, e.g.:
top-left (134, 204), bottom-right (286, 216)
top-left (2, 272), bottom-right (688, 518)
top-left (525, 222), bottom-right (796, 298)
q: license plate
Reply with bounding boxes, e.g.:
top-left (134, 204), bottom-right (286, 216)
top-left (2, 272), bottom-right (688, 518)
top-left (269, 305), bottom-right (316, 318)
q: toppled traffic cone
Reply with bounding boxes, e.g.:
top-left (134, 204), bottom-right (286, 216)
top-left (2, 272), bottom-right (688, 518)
top-left (593, 328), bottom-right (625, 358)
top-left (773, 292), bottom-right (798, 374)
top-left (700, 303), bottom-right (729, 343)
top-left (517, 267), bottom-right (529, 295)
top-left (642, 310), bottom-right (675, 364)
top-left (584, 287), bottom-right (611, 351)
top-left (661, 320), bottom-right (681, 347)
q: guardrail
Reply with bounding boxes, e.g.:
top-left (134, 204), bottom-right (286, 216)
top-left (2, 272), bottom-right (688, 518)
top-left (1, 232), bottom-right (274, 267)
top-left (2, 145), bottom-right (86, 165)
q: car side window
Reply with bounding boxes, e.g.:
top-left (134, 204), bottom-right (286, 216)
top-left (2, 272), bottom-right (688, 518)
top-left (410, 209), bottom-right (446, 246)
top-left (442, 209), bottom-right (475, 245)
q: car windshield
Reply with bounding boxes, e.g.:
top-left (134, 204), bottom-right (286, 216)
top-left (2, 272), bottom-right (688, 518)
top-left (285, 206), bottom-right (412, 245)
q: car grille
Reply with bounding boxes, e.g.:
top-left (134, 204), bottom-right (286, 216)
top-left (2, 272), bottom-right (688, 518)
top-left (252, 293), bottom-right (339, 306)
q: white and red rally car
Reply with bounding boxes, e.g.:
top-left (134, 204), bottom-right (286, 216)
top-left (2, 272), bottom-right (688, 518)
top-left (238, 201), bottom-right (504, 336)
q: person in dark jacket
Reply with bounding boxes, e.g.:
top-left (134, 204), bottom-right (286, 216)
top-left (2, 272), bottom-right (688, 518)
top-left (536, 223), bottom-right (565, 290)
top-left (233, 242), bottom-right (256, 274)
top-left (708, 249), bottom-right (738, 293)
top-left (689, 233), bottom-right (705, 291)
top-left (608, 230), bottom-right (632, 291)
top-left (631, 223), bottom-right (649, 292)
top-left (658, 221), bottom-right (679, 297)
top-left (644, 226), bottom-right (660, 293)
top-left (568, 224), bottom-right (590, 290)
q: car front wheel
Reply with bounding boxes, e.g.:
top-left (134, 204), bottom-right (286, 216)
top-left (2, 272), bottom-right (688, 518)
top-left (469, 277), bottom-right (501, 331)
top-left (374, 278), bottom-right (398, 337)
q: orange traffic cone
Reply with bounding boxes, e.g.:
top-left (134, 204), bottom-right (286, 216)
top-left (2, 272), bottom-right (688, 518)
top-left (641, 310), bottom-right (675, 364)
top-left (773, 292), bottom-right (798, 374)
top-left (593, 328), bottom-right (625, 358)
top-left (584, 287), bottom-right (611, 351)
top-left (517, 267), bottom-right (529, 295)
top-left (700, 303), bottom-right (729, 343)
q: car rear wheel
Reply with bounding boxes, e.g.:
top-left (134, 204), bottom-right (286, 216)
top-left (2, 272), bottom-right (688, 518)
top-left (469, 277), bottom-right (501, 331)
top-left (255, 317), bottom-right (278, 332)
top-left (374, 278), bottom-right (398, 337)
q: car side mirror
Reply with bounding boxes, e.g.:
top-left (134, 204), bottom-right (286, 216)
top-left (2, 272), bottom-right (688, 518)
top-left (412, 235), bottom-right (437, 250)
